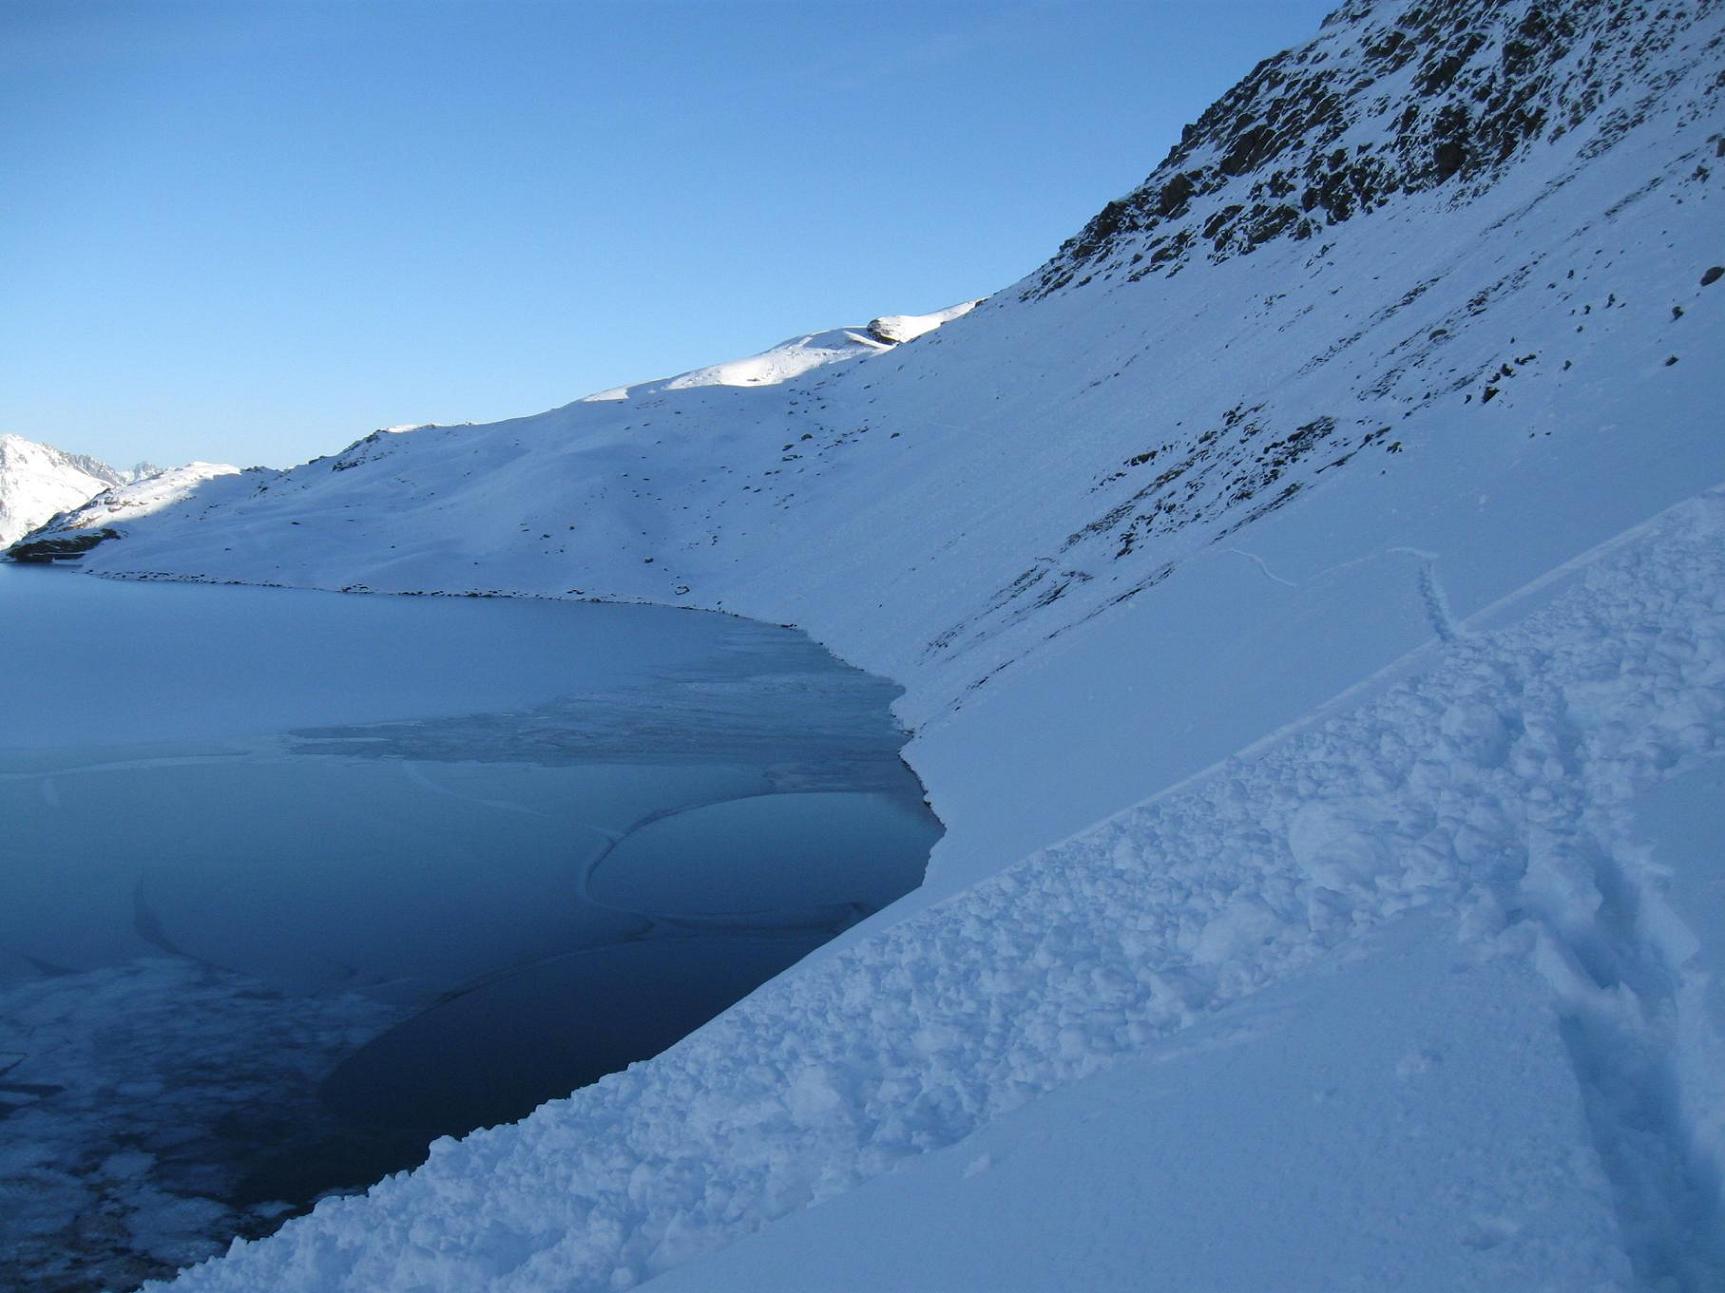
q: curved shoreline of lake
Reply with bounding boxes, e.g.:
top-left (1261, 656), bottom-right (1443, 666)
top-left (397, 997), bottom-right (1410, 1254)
top-left (0, 564), bottom-right (941, 1293)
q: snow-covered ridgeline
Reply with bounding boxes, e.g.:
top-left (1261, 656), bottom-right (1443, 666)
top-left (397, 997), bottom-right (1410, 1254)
top-left (25, 461), bottom-right (243, 534)
top-left (581, 303), bottom-right (982, 403)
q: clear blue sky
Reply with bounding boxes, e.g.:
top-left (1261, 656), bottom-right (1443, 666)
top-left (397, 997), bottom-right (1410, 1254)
top-left (2, 1), bottom-right (1336, 469)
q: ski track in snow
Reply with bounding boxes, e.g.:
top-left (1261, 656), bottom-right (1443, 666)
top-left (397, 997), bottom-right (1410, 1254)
top-left (396, 761), bottom-right (557, 820)
top-left (153, 491), bottom-right (1725, 1292)
top-left (1224, 546), bottom-right (1299, 589)
top-left (1391, 546), bottom-right (1464, 642)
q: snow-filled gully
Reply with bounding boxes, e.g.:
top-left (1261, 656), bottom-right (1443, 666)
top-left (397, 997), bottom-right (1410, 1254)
top-left (153, 488), bottom-right (1725, 1291)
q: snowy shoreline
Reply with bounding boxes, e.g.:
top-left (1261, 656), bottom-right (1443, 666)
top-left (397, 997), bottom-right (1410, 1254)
top-left (145, 479), bottom-right (1725, 1293)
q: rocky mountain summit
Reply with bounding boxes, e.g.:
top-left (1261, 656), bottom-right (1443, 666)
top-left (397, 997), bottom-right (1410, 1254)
top-left (1032, 0), bottom-right (1720, 295)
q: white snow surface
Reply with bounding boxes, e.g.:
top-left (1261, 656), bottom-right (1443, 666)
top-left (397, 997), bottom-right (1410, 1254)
top-left (644, 911), bottom-right (1626, 1293)
top-left (865, 299), bottom-right (983, 345)
top-left (0, 434), bottom-right (153, 547)
top-left (16, 0), bottom-right (1718, 1286)
top-left (579, 304), bottom-right (978, 404)
top-left (19, 460), bottom-right (243, 539)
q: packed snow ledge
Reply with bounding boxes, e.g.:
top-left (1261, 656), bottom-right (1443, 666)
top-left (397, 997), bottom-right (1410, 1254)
top-left (150, 489), bottom-right (1725, 1290)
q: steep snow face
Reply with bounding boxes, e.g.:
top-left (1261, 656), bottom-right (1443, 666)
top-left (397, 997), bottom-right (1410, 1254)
top-left (0, 434), bottom-right (144, 547)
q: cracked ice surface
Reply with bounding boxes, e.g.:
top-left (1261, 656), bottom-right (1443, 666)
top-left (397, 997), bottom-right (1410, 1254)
top-left (0, 573), bottom-right (939, 1293)
top-left (0, 960), bottom-right (393, 1293)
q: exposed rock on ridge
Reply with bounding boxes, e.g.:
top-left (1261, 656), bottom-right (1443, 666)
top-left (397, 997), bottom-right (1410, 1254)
top-left (1031, 0), bottom-right (1722, 296)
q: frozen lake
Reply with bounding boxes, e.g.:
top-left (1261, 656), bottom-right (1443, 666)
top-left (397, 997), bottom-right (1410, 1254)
top-left (0, 565), bottom-right (940, 1292)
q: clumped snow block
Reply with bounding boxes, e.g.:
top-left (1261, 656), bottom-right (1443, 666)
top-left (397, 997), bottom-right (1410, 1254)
top-left (580, 304), bottom-right (979, 403)
top-left (865, 299), bottom-right (982, 344)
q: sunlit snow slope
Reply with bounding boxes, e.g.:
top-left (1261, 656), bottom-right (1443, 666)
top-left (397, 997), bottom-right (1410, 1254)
top-left (0, 434), bottom-right (158, 547)
top-left (20, 0), bottom-right (1722, 1287)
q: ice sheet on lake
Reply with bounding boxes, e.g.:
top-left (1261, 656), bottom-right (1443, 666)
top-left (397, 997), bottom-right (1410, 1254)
top-left (0, 569), bottom-right (940, 1292)
top-left (0, 959), bottom-right (396, 1293)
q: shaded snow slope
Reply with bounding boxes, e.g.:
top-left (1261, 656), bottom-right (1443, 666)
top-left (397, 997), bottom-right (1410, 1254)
top-left (0, 434), bottom-right (155, 547)
top-left (16, 0), bottom-right (1718, 1286)
top-left (645, 913), bottom-right (1629, 1293)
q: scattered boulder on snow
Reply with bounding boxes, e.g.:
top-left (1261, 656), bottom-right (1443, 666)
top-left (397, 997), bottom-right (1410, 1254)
top-left (865, 300), bottom-right (985, 345)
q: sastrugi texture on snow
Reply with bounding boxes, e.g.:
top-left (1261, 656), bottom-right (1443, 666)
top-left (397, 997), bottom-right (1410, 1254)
top-left (9, 0), bottom-right (1722, 1287)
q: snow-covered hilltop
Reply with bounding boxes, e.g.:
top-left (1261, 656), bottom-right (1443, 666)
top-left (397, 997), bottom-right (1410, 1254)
top-left (581, 303), bottom-right (984, 403)
top-left (28, 0), bottom-right (1721, 1287)
top-left (11, 305), bottom-right (984, 570)
top-left (0, 434), bottom-right (161, 547)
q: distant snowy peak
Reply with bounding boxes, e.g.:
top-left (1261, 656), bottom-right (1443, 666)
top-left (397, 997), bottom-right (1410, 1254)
top-left (0, 434), bottom-right (148, 547)
top-left (1029, 0), bottom-right (1719, 297)
top-left (582, 300), bottom-right (983, 403)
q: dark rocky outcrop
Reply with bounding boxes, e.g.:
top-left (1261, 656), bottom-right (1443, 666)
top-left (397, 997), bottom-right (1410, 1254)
top-left (7, 527), bottom-right (121, 562)
top-left (1026, 0), bottom-right (1717, 298)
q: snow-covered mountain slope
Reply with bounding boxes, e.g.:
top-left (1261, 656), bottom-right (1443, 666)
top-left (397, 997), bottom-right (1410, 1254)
top-left (0, 434), bottom-right (160, 547)
top-left (7, 461), bottom-right (243, 562)
top-left (22, 0), bottom-right (1716, 1286)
